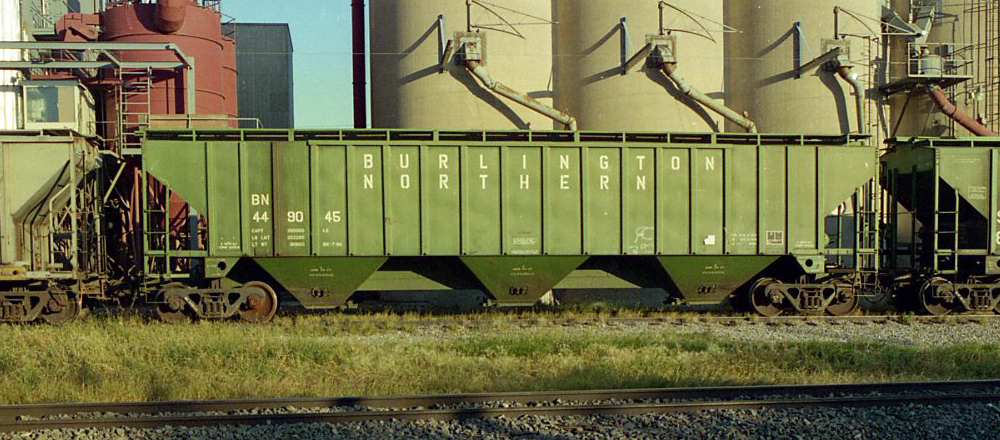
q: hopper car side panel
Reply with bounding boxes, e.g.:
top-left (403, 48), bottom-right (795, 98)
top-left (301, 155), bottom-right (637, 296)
top-left (141, 130), bottom-right (876, 310)
top-left (882, 137), bottom-right (1000, 314)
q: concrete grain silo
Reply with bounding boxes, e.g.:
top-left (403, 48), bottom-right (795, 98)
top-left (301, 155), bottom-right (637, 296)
top-left (725, 0), bottom-right (884, 135)
top-left (553, 0), bottom-right (736, 132)
top-left (369, 0), bottom-right (559, 130)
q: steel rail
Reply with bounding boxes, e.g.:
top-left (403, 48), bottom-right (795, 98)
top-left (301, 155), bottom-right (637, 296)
top-left (85, 305), bottom-right (1000, 328)
top-left (1, 391), bottom-right (998, 433)
top-left (391, 314), bottom-right (1000, 328)
top-left (1, 380), bottom-right (999, 432)
top-left (88, 306), bottom-right (1000, 327)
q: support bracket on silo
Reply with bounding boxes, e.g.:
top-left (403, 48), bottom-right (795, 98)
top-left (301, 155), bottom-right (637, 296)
top-left (619, 17), bottom-right (632, 75)
top-left (793, 22), bottom-right (809, 78)
top-left (623, 43), bottom-right (652, 75)
top-left (797, 47), bottom-right (843, 79)
top-left (437, 15), bottom-right (454, 73)
top-left (623, 33), bottom-right (671, 75)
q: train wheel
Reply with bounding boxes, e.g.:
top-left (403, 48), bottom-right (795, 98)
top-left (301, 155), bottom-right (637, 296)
top-left (750, 278), bottom-right (784, 317)
top-left (239, 281), bottom-right (278, 324)
top-left (919, 277), bottom-right (953, 316)
top-left (41, 293), bottom-right (81, 325)
top-left (825, 284), bottom-right (859, 316)
top-left (156, 287), bottom-right (192, 324)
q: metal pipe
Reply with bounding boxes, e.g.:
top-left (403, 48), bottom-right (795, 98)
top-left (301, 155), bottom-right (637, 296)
top-left (835, 66), bottom-right (867, 135)
top-left (154, 0), bottom-right (188, 34)
top-left (351, 0), bottom-right (367, 128)
top-left (927, 86), bottom-right (997, 136)
top-left (466, 60), bottom-right (577, 130)
top-left (661, 62), bottom-right (756, 133)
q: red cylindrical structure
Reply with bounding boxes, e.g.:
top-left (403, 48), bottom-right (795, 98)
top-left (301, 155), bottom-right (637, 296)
top-left (221, 36), bottom-right (238, 125)
top-left (102, 0), bottom-right (237, 252)
top-left (103, 0), bottom-right (236, 129)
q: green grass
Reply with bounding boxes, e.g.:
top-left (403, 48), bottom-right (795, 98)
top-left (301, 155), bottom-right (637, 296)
top-left (0, 314), bottom-right (997, 404)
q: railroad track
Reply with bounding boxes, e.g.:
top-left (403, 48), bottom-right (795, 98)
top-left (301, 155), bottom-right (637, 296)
top-left (398, 313), bottom-right (1000, 329)
top-left (92, 305), bottom-right (1000, 327)
top-left (3, 380), bottom-right (999, 433)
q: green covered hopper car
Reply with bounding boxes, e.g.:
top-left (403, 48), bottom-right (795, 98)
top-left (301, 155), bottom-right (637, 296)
top-left (882, 137), bottom-right (1000, 315)
top-left (139, 129), bottom-right (877, 321)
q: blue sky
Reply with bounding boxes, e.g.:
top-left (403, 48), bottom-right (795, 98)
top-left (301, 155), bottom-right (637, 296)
top-left (225, 1), bottom-right (359, 128)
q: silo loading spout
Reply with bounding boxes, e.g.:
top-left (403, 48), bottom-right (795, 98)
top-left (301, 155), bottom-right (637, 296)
top-left (834, 66), bottom-right (867, 135)
top-left (927, 86), bottom-right (997, 136)
top-left (660, 62), bottom-right (757, 133)
top-left (465, 60), bottom-right (577, 130)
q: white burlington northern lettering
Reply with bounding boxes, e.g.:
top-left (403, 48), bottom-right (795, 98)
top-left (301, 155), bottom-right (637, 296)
top-left (400, 174), bottom-right (410, 189)
top-left (599, 155), bottom-right (609, 170)
top-left (363, 153), bottom-right (373, 169)
top-left (560, 175), bottom-right (569, 190)
top-left (600, 175), bottom-right (610, 190)
top-left (251, 194), bottom-right (270, 206)
top-left (560, 155), bottom-right (570, 170)
top-left (479, 154), bottom-right (487, 169)
top-left (636, 175), bottom-right (646, 190)
top-left (439, 154), bottom-right (448, 169)
top-left (364, 174), bottom-right (374, 189)
top-left (439, 174), bottom-right (449, 189)
top-left (637, 155), bottom-right (646, 170)
top-left (520, 174), bottom-right (530, 189)
top-left (399, 154), bottom-right (410, 168)
top-left (705, 156), bottom-right (715, 171)
top-left (479, 174), bottom-right (488, 189)
top-left (671, 156), bottom-right (681, 170)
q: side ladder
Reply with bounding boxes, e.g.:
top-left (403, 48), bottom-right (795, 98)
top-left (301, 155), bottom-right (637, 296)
top-left (854, 180), bottom-right (880, 294)
top-left (932, 177), bottom-right (960, 275)
top-left (116, 67), bottom-right (152, 154)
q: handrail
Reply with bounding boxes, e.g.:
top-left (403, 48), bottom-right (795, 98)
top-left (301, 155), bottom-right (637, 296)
top-left (0, 41), bottom-right (196, 111)
top-left (149, 115), bottom-right (264, 129)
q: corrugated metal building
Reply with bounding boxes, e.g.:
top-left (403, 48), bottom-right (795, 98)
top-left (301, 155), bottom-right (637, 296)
top-left (229, 23), bottom-right (294, 128)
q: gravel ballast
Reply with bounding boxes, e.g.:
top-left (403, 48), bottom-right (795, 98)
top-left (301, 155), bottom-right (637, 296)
top-left (4, 402), bottom-right (998, 440)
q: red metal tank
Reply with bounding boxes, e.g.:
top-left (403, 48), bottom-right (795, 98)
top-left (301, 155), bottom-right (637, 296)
top-left (102, 0), bottom-right (237, 128)
top-left (221, 35), bottom-right (238, 124)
